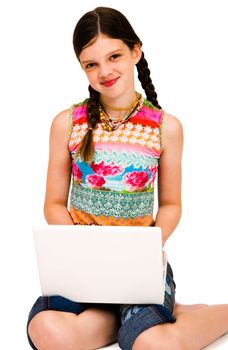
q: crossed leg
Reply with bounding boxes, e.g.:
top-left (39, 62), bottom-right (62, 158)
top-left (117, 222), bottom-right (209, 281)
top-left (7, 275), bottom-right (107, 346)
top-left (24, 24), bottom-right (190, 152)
top-left (28, 306), bottom-right (119, 350)
top-left (28, 302), bottom-right (228, 350)
top-left (132, 303), bottom-right (228, 350)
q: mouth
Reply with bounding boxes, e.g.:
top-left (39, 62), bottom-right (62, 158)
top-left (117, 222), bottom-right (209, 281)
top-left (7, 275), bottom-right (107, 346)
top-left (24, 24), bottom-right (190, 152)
top-left (101, 77), bottom-right (119, 87)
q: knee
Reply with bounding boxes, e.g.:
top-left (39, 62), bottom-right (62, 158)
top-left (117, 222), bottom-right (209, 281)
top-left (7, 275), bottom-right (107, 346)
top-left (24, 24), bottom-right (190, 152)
top-left (28, 310), bottom-right (80, 350)
top-left (132, 327), bottom-right (185, 350)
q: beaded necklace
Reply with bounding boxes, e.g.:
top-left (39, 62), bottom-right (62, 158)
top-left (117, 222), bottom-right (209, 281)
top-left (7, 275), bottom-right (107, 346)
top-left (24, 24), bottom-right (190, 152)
top-left (99, 92), bottom-right (143, 132)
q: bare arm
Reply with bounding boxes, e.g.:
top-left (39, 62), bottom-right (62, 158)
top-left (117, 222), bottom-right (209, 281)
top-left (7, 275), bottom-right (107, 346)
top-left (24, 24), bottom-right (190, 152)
top-left (44, 109), bottom-right (74, 224)
top-left (154, 113), bottom-right (184, 246)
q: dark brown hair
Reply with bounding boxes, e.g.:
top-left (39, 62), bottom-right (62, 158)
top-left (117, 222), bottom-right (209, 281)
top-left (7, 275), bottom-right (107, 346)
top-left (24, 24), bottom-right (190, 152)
top-left (72, 7), bottom-right (161, 162)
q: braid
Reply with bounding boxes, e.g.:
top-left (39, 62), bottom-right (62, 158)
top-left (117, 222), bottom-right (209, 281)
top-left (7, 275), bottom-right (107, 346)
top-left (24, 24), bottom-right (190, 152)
top-left (75, 85), bottom-right (100, 162)
top-left (136, 52), bottom-right (162, 109)
top-left (87, 85), bottom-right (100, 129)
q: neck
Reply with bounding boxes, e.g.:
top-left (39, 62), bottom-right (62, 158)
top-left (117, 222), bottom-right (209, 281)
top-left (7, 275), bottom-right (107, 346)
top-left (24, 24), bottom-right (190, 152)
top-left (99, 92), bottom-right (142, 122)
top-left (100, 91), bottom-right (137, 111)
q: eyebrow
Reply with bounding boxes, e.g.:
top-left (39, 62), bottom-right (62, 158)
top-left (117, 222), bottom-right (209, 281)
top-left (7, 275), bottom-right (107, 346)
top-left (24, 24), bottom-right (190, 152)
top-left (80, 49), bottom-right (124, 64)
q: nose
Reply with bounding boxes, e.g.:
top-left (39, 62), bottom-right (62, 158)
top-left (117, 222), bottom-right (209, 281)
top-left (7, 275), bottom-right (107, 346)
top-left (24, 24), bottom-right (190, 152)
top-left (99, 62), bottom-right (113, 79)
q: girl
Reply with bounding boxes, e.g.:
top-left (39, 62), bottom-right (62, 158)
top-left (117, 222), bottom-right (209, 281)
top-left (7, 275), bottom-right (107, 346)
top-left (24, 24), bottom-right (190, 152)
top-left (27, 7), bottom-right (228, 350)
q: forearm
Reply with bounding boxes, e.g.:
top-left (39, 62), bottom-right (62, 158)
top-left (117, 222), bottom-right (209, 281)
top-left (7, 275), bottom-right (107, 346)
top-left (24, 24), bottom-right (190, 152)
top-left (44, 203), bottom-right (74, 225)
top-left (154, 204), bottom-right (182, 247)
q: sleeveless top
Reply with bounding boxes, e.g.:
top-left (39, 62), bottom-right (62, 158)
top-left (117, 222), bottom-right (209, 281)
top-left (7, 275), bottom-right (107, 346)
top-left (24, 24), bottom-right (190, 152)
top-left (68, 97), bottom-right (164, 226)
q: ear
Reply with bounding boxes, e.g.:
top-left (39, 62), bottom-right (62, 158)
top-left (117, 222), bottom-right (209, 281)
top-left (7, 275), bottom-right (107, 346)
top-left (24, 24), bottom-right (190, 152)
top-left (132, 44), bottom-right (142, 64)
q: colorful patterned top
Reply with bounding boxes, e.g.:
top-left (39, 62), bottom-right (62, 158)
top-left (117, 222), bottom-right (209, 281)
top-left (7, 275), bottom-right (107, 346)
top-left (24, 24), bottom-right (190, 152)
top-left (68, 96), bottom-right (164, 226)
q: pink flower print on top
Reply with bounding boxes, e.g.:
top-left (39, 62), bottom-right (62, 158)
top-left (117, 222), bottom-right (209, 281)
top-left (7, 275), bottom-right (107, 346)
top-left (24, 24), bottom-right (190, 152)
top-left (123, 171), bottom-right (149, 192)
top-left (72, 162), bottom-right (83, 183)
top-left (86, 174), bottom-right (106, 189)
top-left (90, 161), bottom-right (124, 176)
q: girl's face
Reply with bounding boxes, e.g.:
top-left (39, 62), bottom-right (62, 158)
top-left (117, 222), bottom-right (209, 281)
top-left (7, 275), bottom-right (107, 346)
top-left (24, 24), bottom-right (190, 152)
top-left (79, 34), bottom-right (141, 101)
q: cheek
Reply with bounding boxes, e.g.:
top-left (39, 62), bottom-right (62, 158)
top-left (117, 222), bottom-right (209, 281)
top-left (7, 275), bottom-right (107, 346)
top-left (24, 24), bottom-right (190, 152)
top-left (84, 71), bottom-right (97, 84)
top-left (121, 61), bottom-right (135, 76)
top-left (120, 57), bottom-right (135, 69)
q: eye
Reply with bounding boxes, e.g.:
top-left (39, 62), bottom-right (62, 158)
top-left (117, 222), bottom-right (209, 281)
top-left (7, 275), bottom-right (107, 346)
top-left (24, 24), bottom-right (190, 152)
top-left (110, 54), bottom-right (121, 60)
top-left (85, 62), bottom-right (96, 70)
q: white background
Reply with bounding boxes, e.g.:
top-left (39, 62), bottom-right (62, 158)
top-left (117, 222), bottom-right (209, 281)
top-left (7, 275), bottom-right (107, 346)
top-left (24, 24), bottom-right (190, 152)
top-left (0, 0), bottom-right (227, 348)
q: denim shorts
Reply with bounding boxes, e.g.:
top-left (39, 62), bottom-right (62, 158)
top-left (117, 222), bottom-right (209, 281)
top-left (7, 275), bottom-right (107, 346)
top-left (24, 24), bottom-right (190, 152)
top-left (27, 262), bottom-right (176, 350)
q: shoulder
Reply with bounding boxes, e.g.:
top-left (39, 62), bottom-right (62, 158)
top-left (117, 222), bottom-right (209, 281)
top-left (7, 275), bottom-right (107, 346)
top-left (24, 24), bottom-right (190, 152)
top-left (162, 112), bottom-right (183, 135)
top-left (51, 99), bottom-right (88, 126)
top-left (161, 112), bottom-right (183, 152)
top-left (50, 99), bottom-right (88, 137)
top-left (51, 108), bottom-right (71, 135)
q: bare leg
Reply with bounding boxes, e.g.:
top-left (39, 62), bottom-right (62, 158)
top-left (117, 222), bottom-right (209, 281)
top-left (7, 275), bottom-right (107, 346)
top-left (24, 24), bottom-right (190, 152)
top-left (132, 304), bottom-right (228, 350)
top-left (28, 307), bottom-right (119, 350)
top-left (173, 301), bottom-right (208, 316)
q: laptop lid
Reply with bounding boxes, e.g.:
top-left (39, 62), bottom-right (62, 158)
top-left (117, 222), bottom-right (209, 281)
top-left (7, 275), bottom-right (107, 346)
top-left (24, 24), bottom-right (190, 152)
top-left (33, 225), bottom-right (166, 304)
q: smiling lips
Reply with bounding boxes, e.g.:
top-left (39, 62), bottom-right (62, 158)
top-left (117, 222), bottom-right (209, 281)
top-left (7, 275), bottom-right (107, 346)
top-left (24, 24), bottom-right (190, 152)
top-left (101, 77), bottom-right (119, 87)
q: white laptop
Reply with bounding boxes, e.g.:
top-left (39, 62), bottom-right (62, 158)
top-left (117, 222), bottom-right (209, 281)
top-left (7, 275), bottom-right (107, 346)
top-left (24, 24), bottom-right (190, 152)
top-left (33, 225), bottom-right (167, 304)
